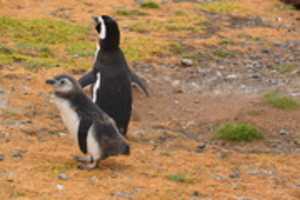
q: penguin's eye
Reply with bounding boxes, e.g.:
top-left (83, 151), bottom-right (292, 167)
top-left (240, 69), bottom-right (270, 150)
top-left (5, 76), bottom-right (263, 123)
top-left (60, 80), bottom-right (66, 85)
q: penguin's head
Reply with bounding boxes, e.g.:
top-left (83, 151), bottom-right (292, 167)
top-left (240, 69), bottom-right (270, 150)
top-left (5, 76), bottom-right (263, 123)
top-left (46, 75), bottom-right (81, 97)
top-left (92, 15), bottom-right (120, 50)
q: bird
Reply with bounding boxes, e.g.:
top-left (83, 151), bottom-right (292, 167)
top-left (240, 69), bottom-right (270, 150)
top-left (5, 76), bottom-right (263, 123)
top-left (79, 15), bottom-right (136, 136)
top-left (46, 74), bottom-right (130, 170)
top-left (80, 15), bottom-right (149, 97)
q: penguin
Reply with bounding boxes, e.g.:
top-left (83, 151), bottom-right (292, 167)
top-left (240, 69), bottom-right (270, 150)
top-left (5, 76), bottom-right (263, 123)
top-left (46, 74), bottom-right (130, 170)
top-left (79, 15), bottom-right (150, 97)
top-left (78, 15), bottom-right (135, 136)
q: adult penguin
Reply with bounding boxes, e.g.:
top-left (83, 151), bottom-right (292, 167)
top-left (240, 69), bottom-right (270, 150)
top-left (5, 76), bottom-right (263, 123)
top-left (79, 15), bottom-right (133, 136)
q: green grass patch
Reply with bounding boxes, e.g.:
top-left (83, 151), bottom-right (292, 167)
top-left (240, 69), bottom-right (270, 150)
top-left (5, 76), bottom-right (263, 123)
top-left (274, 63), bottom-right (297, 74)
top-left (214, 49), bottom-right (236, 58)
top-left (264, 91), bottom-right (299, 110)
top-left (0, 17), bottom-right (92, 70)
top-left (167, 174), bottom-right (194, 183)
top-left (198, 0), bottom-right (243, 14)
top-left (0, 17), bottom-right (89, 45)
top-left (123, 35), bottom-right (169, 61)
top-left (216, 122), bottom-right (263, 142)
top-left (168, 42), bottom-right (185, 55)
top-left (140, 1), bottom-right (160, 9)
top-left (116, 8), bottom-right (148, 16)
top-left (66, 41), bottom-right (95, 57)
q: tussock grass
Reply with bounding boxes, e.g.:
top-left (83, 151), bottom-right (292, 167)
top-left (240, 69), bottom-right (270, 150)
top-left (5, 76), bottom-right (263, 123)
top-left (264, 91), bottom-right (299, 110)
top-left (216, 122), bottom-right (263, 142)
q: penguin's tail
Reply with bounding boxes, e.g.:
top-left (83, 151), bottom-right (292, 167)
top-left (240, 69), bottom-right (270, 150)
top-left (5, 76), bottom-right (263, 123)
top-left (129, 70), bottom-right (150, 97)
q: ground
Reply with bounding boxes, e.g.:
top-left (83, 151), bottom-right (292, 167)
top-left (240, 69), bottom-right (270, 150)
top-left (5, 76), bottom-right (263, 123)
top-left (0, 0), bottom-right (300, 199)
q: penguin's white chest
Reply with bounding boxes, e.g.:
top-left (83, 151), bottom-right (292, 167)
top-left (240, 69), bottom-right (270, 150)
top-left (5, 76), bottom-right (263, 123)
top-left (54, 97), bottom-right (79, 143)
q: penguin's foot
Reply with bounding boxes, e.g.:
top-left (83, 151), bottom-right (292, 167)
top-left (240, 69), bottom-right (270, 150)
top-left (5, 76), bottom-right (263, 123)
top-left (78, 161), bottom-right (98, 170)
top-left (73, 155), bottom-right (92, 163)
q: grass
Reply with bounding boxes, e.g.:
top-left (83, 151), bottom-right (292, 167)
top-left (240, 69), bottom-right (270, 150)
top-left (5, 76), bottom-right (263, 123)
top-left (66, 42), bottom-right (95, 57)
top-left (264, 91), bottom-right (300, 110)
top-left (274, 63), bottom-right (297, 74)
top-left (216, 122), bottom-right (263, 142)
top-left (129, 14), bottom-right (205, 34)
top-left (123, 35), bottom-right (170, 61)
top-left (213, 49), bottom-right (236, 58)
top-left (140, 1), bottom-right (160, 9)
top-left (198, 0), bottom-right (243, 14)
top-left (0, 16), bottom-right (92, 70)
top-left (115, 8), bottom-right (148, 16)
top-left (167, 174), bottom-right (193, 183)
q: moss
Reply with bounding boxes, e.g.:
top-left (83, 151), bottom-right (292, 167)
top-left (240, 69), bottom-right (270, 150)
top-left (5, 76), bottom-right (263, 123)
top-left (140, 1), bottom-right (160, 9)
top-left (66, 42), bottom-right (95, 57)
top-left (216, 122), bottom-right (263, 142)
top-left (167, 174), bottom-right (194, 183)
top-left (264, 91), bottom-right (299, 110)
top-left (198, 0), bottom-right (243, 14)
top-left (0, 17), bottom-right (89, 45)
top-left (123, 35), bottom-right (169, 61)
top-left (116, 8), bottom-right (148, 16)
top-left (274, 63), bottom-right (297, 73)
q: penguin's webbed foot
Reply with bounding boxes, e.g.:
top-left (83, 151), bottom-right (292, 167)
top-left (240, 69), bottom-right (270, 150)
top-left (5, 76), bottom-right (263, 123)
top-left (78, 161), bottom-right (98, 170)
top-left (73, 155), bottom-right (92, 163)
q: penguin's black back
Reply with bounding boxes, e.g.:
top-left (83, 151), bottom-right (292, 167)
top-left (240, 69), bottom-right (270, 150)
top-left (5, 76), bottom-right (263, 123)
top-left (93, 48), bottom-right (132, 136)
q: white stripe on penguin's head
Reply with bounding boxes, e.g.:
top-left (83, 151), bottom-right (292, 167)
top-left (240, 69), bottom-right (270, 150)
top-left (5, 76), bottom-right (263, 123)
top-left (98, 16), bottom-right (106, 40)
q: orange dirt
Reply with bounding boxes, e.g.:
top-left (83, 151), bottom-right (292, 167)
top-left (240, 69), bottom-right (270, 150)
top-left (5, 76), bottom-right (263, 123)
top-left (0, 0), bottom-right (300, 200)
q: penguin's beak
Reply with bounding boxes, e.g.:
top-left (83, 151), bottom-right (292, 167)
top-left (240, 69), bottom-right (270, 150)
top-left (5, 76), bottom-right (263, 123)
top-left (46, 79), bottom-right (56, 85)
top-left (92, 16), bottom-right (99, 24)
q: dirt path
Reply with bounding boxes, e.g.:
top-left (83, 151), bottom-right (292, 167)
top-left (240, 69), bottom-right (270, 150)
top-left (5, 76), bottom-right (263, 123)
top-left (0, 0), bottom-right (300, 199)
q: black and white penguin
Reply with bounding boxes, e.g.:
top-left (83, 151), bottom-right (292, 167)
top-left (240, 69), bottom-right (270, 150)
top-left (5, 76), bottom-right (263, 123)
top-left (46, 75), bottom-right (130, 170)
top-left (79, 15), bottom-right (135, 136)
top-left (80, 15), bottom-right (149, 97)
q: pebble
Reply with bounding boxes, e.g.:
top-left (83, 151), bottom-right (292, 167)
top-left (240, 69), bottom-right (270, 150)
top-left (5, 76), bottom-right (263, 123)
top-left (0, 154), bottom-right (4, 161)
top-left (90, 176), bottom-right (98, 185)
top-left (196, 143), bottom-right (206, 153)
top-left (58, 173), bottom-right (69, 181)
top-left (279, 128), bottom-right (289, 136)
top-left (11, 149), bottom-right (26, 160)
top-left (56, 184), bottom-right (64, 191)
top-left (181, 58), bottom-right (193, 67)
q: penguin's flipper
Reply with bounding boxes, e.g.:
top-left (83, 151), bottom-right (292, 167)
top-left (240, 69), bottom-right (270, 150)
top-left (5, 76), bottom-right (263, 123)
top-left (79, 70), bottom-right (96, 88)
top-left (129, 70), bottom-right (150, 97)
top-left (78, 118), bottom-right (93, 154)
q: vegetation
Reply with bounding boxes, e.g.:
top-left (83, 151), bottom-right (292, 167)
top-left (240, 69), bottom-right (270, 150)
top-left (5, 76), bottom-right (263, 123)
top-left (274, 63), bottom-right (297, 73)
top-left (198, 0), bottom-right (243, 14)
top-left (140, 1), bottom-right (160, 9)
top-left (216, 122), bottom-right (263, 142)
top-left (264, 91), bottom-right (300, 110)
top-left (167, 174), bottom-right (193, 183)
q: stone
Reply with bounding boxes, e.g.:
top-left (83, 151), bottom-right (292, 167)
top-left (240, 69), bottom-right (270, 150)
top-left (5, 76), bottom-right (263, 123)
top-left (181, 58), bottom-right (193, 67)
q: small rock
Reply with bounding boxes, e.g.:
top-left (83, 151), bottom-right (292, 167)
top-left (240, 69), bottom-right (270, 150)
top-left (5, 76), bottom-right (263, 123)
top-left (0, 154), bottom-right (4, 161)
top-left (56, 184), bottom-right (64, 191)
top-left (226, 74), bottom-right (238, 80)
top-left (11, 149), bottom-right (26, 160)
top-left (279, 128), bottom-right (289, 136)
top-left (58, 173), bottom-right (69, 181)
top-left (181, 58), bottom-right (193, 67)
top-left (196, 143), bottom-right (206, 153)
top-left (90, 176), bottom-right (98, 184)
top-left (229, 169), bottom-right (240, 179)
top-left (114, 191), bottom-right (132, 199)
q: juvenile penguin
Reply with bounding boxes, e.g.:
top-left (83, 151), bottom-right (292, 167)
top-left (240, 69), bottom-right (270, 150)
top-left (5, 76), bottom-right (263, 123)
top-left (79, 15), bottom-right (134, 136)
top-left (46, 75), bottom-right (130, 170)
